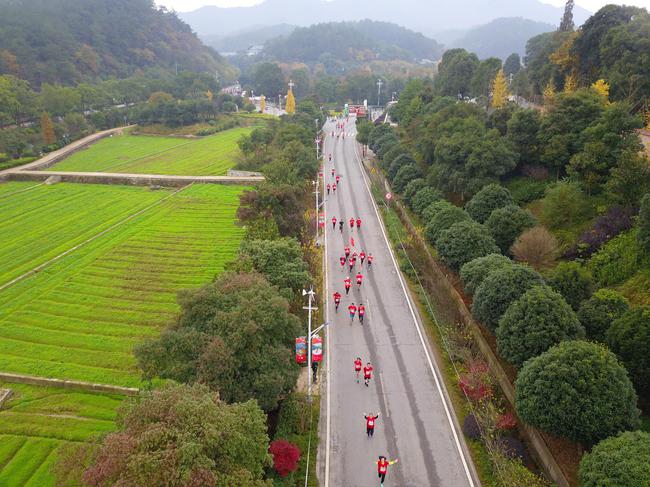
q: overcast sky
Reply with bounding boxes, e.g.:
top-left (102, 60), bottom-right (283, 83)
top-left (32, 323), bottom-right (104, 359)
top-left (157, 0), bottom-right (650, 13)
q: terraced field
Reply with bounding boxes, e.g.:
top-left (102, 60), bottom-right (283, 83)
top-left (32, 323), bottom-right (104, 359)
top-left (0, 183), bottom-right (246, 387)
top-left (0, 382), bottom-right (122, 486)
top-left (46, 126), bottom-right (253, 176)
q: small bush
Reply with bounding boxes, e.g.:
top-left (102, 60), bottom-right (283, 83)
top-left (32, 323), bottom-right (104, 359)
top-left (393, 164), bottom-right (422, 193)
top-left (269, 439), bottom-right (301, 477)
top-left (511, 226), bottom-right (558, 270)
top-left (565, 206), bottom-right (635, 259)
top-left (496, 412), bottom-right (517, 431)
top-left (540, 181), bottom-right (592, 229)
top-left (403, 178), bottom-right (427, 204)
top-left (462, 414), bottom-right (482, 439)
top-left (589, 229), bottom-right (644, 286)
top-left (496, 285), bottom-right (585, 367)
top-left (485, 205), bottom-right (536, 254)
top-left (579, 431), bottom-right (650, 487)
top-left (607, 307), bottom-right (650, 401)
top-left (473, 264), bottom-right (544, 330)
top-left (436, 221), bottom-right (500, 271)
top-left (506, 177), bottom-right (548, 205)
top-left (460, 254), bottom-right (513, 296)
top-left (547, 261), bottom-right (594, 311)
top-left (458, 361), bottom-right (493, 401)
top-left (422, 200), bottom-right (454, 222)
top-left (497, 436), bottom-right (527, 461)
top-left (515, 341), bottom-right (640, 445)
top-left (639, 193), bottom-right (650, 252)
top-left (465, 184), bottom-right (514, 223)
top-left (577, 289), bottom-right (630, 343)
top-left (410, 187), bottom-right (443, 216)
top-left (425, 206), bottom-right (471, 245)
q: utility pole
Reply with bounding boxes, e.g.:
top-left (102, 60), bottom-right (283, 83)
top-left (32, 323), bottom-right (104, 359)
top-left (302, 288), bottom-right (318, 399)
top-left (377, 79), bottom-right (383, 107)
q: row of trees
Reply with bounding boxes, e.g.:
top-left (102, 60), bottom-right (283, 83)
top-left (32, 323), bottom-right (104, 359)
top-left (55, 102), bottom-right (324, 485)
top-left (363, 103), bottom-right (650, 484)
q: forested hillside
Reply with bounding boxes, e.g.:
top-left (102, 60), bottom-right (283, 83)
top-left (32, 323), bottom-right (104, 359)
top-left (0, 0), bottom-right (233, 86)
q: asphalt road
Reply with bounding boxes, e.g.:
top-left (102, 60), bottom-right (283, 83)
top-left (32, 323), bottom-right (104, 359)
top-left (318, 116), bottom-right (477, 487)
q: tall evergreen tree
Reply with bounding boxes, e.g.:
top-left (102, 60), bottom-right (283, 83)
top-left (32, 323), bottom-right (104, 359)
top-left (559, 0), bottom-right (575, 32)
top-left (40, 112), bottom-right (56, 145)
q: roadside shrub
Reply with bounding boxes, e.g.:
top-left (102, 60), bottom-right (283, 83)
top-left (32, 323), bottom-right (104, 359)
top-left (424, 206), bottom-right (471, 245)
top-left (589, 229), bottom-right (643, 286)
top-left (410, 187), bottom-right (443, 216)
top-left (269, 440), bottom-right (301, 477)
top-left (496, 286), bottom-right (585, 367)
top-left (372, 133), bottom-right (399, 158)
top-left (565, 206), bottom-right (635, 259)
top-left (639, 193), bottom-right (650, 252)
top-left (540, 181), bottom-right (592, 229)
top-left (473, 264), bottom-right (544, 330)
top-left (436, 221), bottom-right (500, 271)
top-left (380, 144), bottom-right (407, 170)
top-left (388, 153), bottom-right (416, 181)
top-left (579, 431), bottom-right (650, 487)
top-left (460, 254), bottom-right (513, 296)
top-left (497, 436), bottom-right (527, 461)
top-left (465, 184), bottom-right (514, 223)
top-left (458, 360), bottom-right (493, 402)
top-left (511, 226), bottom-right (558, 270)
top-left (422, 200), bottom-right (454, 222)
top-left (393, 164), bottom-right (422, 193)
top-left (403, 178), bottom-right (427, 205)
top-left (496, 412), bottom-right (517, 431)
top-left (368, 125), bottom-right (393, 151)
top-left (515, 341), bottom-right (640, 446)
top-left (607, 307), bottom-right (650, 401)
top-left (577, 289), bottom-right (630, 343)
top-left (506, 177), bottom-right (548, 205)
top-left (485, 205), bottom-right (536, 254)
top-left (547, 261), bottom-right (594, 311)
top-left (462, 414), bottom-right (482, 439)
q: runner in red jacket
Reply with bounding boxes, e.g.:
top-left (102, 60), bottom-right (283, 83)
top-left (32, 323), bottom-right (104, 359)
top-left (344, 246), bottom-right (351, 258)
top-left (333, 291), bottom-right (342, 312)
top-left (376, 456), bottom-right (399, 484)
top-left (340, 255), bottom-right (346, 270)
top-left (332, 183), bottom-right (337, 193)
top-left (354, 357), bottom-right (363, 383)
top-left (348, 303), bottom-right (357, 322)
top-left (367, 253), bottom-right (374, 269)
top-left (326, 183), bottom-right (331, 195)
top-left (356, 272), bottom-right (363, 287)
top-left (331, 216), bottom-right (337, 229)
top-left (335, 175), bottom-right (341, 184)
top-left (344, 277), bottom-right (351, 295)
top-left (359, 251), bottom-right (366, 265)
top-left (365, 413), bottom-right (379, 437)
top-left (363, 363), bottom-right (373, 386)
top-left (348, 256), bottom-right (356, 272)
top-left (358, 303), bottom-right (366, 323)
top-left (356, 218), bottom-right (362, 230)
top-left (348, 217), bottom-right (354, 230)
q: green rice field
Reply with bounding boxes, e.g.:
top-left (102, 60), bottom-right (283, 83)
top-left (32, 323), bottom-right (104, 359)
top-left (0, 182), bottom-right (246, 387)
top-left (0, 382), bottom-right (123, 486)
top-left (46, 126), bottom-right (253, 176)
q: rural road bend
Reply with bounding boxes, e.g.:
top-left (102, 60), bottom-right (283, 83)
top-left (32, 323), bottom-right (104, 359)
top-left (319, 116), bottom-right (478, 487)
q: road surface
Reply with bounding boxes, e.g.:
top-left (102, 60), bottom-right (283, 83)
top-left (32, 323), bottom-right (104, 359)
top-left (319, 117), bottom-right (478, 486)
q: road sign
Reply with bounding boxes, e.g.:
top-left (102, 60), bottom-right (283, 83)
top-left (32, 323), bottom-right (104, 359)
top-left (386, 193), bottom-right (392, 200)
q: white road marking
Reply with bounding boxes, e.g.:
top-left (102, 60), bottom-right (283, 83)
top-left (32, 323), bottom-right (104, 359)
top-left (351, 133), bottom-right (477, 486)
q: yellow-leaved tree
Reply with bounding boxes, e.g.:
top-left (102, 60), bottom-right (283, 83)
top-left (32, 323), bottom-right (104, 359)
top-left (41, 112), bottom-right (56, 145)
top-left (563, 72), bottom-right (578, 93)
top-left (591, 79), bottom-right (610, 102)
top-left (491, 69), bottom-right (509, 109)
top-left (285, 88), bottom-right (296, 114)
top-left (206, 90), bottom-right (213, 102)
top-left (543, 80), bottom-right (556, 106)
top-left (260, 95), bottom-right (266, 113)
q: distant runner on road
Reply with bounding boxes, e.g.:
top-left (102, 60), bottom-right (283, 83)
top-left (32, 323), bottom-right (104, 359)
top-left (333, 291), bottom-right (342, 312)
top-left (358, 303), bottom-right (366, 324)
top-left (356, 218), bottom-right (362, 230)
top-left (349, 217), bottom-right (355, 230)
top-left (339, 220), bottom-right (344, 233)
top-left (365, 413), bottom-right (379, 437)
top-left (360, 251), bottom-right (366, 265)
top-left (344, 277), bottom-right (351, 295)
top-left (344, 246), bottom-right (351, 258)
top-left (356, 272), bottom-right (363, 287)
top-left (354, 357), bottom-right (363, 382)
top-left (332, 216), bottom-right (337, 229)
top-left (367, 253), bottom-right (374, 269)
top-left (348, 303), bottom-right (357, 322)
top-left (377, 456), bottom-right (399, 485)
top-left (327, 183), bottom-right (331, 195)
top-left (363, 363), bottom-right (373, 387)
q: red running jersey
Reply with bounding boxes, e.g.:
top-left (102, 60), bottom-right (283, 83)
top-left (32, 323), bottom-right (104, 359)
top-left (354, 359), bottom-right (362, 371)
top-left (363, 365), bottom-right (373, 378)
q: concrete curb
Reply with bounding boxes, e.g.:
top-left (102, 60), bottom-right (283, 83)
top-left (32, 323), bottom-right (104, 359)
top-left (0, 372), bottom-right (139, 396)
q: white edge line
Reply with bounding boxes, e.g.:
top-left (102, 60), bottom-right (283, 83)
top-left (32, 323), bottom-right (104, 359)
top-left (323, 131), bottom-right (332, 487)
top-left (352, 133), bottom-right (476, 487)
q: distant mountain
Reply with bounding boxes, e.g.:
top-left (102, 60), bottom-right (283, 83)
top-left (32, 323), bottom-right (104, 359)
top-left (204, 24), bottom-right (297, 54)
top-left (0, 0), bottom-right (232, 87)
top-left (179, 0), bottom-right (590, 38)
top-left (263, 21), bottom-right (444, 64)
top-left (449, 17), bottom-right (554, 60)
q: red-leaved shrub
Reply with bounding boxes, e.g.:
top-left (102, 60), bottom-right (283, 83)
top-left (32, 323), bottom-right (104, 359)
top-left (496, 411), bottom-right (518, 431)
top-left (458, 361), bottom-right (493, 402)
top-left (269, 440), bottom-right (301, 477)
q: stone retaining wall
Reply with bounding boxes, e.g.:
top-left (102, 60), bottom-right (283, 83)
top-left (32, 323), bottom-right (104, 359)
top-left (0, 372), bottom-right (139, 396)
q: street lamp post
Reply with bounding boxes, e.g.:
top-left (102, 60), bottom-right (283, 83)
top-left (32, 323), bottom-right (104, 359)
top-left (377, 79), bottom-right (383, 107)
top-left (302, 288), bottom-right (319, 399)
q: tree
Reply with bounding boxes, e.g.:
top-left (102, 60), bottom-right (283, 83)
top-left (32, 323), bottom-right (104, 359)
top-left (577, 289), bottom-right (630, 343)
top-left (472, 264), bottom-right (544, 330)
top-left (638, 194), bottom-right (650, 252)
top-left (511, 226), bottom-right (559, 270)
top-left (606, 151), bottom-right (650, 207)
top-left (559, 0), bottom-right (575, 32)
top-left (507, 109), bottom-right (541, 165)
top-left (485, 205), bottom-right (536, 254)
top-left (540, 181), bottom-right (590, 229)
top-left (491, 69), bottom-right (509, 109)
top-left (591, 79), bottom-right (609, 101)
top-left (435, 49), bottom-right (479, 98)
top-left (465, 184), bottom-right (514, 224)
top-left (435, 220), bottom-right (500, 271)
top-left (259, 95), bottom-right (266, 113)
top-left (269, 440), bottom-right (301, 478)
top-left (66, 384), bottom-right (271, 487)
top-left (252, 62), bottom-right (285, 97)
top-left (579, 431), bottom-right (650, 487)
top-left (425, 206), bottom-right (471, 245)
top-left (285, 88), bottom-right (296, 115)
top-left (547, 261), bottom-right (594, 311)
top-left (40, 112), bottom-right (56, 146)
top-left (460, 254), bottom-right (513, 296)
top-left (135, 272), bottom-right (301, 411)
top-left (410, 187), bottom-right (443, 216)
top-left (471, 58), bottom-right (502, 99)
top-left (496, 285), bottom-right (584, 366)
top-left (515, 341), bottom-right (640, 445)
top-left (503, 53), bottom-right (521, 77)
top-left (422, 200), bottom-right (455, 222)
top-left (387, 153), bottom-right (416, 181)
top-left (393, 164), bottom-right (422, 193)
top-left (607, 307), bottom-right (650, 401)
top-left (402, 179), bottom-right (427, 205)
